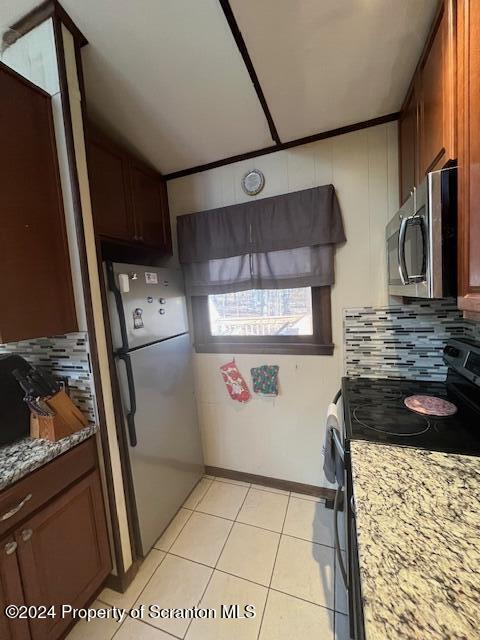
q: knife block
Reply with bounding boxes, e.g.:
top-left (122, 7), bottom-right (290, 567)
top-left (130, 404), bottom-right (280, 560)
top-left (30, 390), bottom-right (88, 442)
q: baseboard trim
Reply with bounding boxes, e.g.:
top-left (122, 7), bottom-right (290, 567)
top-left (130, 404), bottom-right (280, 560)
top-left (205, 466), bottom-right (336, 501)
top-left (104, 559), bottom-right (141, 594)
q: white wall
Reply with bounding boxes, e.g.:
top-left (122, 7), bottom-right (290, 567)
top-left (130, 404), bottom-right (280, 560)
top-left (2, 19), bottom-right (59, 94)
top-left (63, 27), bottom-right (133, 572)
top-left (1, 19), bottom-right (87, 331)
top-left (168, 122), bottom-right (399, 487)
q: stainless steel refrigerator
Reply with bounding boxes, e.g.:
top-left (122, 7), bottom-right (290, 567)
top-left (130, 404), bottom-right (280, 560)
top-left (105, 261), bottom-right (204, 556)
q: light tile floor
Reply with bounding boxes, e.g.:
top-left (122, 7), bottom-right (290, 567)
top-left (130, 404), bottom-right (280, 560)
top-left (68, 476), bottom-right (349, 640)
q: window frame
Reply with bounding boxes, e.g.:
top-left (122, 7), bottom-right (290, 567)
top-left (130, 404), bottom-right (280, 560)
top-left (191, 286), bottom-right (333, 356)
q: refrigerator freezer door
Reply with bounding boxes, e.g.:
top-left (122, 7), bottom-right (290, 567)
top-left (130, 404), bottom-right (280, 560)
top-left (116, 333), bottom-right (204, 555)
top-left (107, 262), bottom-right (189, 351)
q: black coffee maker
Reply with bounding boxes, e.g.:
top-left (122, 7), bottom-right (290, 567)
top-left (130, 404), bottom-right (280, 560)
top-left (0, 355), bottom-right (31, 446)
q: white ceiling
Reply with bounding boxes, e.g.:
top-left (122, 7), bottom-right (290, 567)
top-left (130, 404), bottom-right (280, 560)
top-left (1, 0), bottom-right (438, 174)
top-left (230, 0), bottom-right (438, 142)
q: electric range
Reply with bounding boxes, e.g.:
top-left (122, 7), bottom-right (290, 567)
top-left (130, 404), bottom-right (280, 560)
top-left (342, 338), bottom-right (480, 456)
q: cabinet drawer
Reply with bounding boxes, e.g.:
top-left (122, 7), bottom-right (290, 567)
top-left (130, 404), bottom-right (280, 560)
top-left (0, 438), bottom-right (96, 538)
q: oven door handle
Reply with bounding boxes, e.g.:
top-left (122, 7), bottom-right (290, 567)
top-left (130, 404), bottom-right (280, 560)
top-left (398, 216), bottom-right (410, 285)
top-left (332, 429), bottom-right (344, 463)
top-left (334, 487), bottom-right (348, 589)
top-left (398, 216), bottom-right (427, 286)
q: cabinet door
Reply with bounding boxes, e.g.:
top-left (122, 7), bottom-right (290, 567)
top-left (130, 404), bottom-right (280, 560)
top-left (0, 63), bottom-right (77, 343)
top-left (399, 84), bottom-right (418, 205)
top-left (457, 0), bottom-right (480, 316)
top-left (130, 163), bottom-right (171, 251)
top-left (15, 472), bottom-right (111, 640)
top-left (88, 138), bottom-right (134, 242)
top-left (419, 0), bottom-right (456, 176)
top-left (0, 537), bottom-right (30, 640)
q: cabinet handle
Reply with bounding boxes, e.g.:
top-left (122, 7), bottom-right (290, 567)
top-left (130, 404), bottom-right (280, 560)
top-left (21, 529), bottom-right (33, 542)
top-left (5, 542), bottom-right (17, 555)
top-left (0, 494), bottom-right (32, 521)
top-left (350, 495), bottom-right (356, 517)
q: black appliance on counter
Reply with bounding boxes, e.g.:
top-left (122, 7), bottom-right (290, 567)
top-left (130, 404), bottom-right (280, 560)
top-left (0, 355), bottom-right (32, 446)
top-left (339, 337), bottom-right (480, 640)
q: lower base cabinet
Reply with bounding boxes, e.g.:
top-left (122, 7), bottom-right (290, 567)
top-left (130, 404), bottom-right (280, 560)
top-left (0, 468), bottom-right (110, 640)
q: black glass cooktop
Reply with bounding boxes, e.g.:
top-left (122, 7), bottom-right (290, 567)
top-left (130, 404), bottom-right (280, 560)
top-left (342, 374), bottom-right (480, 456)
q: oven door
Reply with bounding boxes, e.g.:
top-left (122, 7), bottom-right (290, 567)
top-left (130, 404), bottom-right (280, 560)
top-left (387, 192), bottom-right (429, 298)
top-left (345, 445), bottom-right (365, 640)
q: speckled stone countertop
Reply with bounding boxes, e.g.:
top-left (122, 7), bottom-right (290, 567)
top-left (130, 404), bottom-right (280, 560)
top-left (350, 441), bottom-right (480, 640)
top-left (0, 425), bottom-right (97, 491)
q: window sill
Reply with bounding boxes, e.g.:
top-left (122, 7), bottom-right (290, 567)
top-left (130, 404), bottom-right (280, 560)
top-left (194, 342), bottom-right (334, 356)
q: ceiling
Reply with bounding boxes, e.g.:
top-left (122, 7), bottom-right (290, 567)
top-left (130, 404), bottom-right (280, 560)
top-left (1, 0), bottom-right (438, 175)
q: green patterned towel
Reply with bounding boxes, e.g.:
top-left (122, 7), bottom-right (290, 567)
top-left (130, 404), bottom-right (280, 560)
top-left (250, 365), bottom-right (279, 396)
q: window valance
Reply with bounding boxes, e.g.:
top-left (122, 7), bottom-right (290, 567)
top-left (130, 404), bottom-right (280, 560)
top-left (177, 184), bottom-right (345, 295)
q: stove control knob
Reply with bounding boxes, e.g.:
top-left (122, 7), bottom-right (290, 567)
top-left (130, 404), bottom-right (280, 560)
top-left (159, 298), bottom-right (166, 305)
top-left (444, 345), bottom-right (460, 358)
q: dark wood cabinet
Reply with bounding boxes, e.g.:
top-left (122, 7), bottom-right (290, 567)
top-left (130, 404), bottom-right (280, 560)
top-left (16, 471), bottom-right (110, 640)
top-left (398, 0), bottom-right (456, 204)
top-left (0, 62), bottom-right (77, 343)
top-left (88, 128), bottom-right (172, 254)
top-left (0, 440), bottom-right (111, 640)
top-left (88, 136), bottom-right (134, 242)
top-left (457, 0), bottom-right (480, 317)
top-left (399, 82), bottom-right (419, 204)
top-left (0, 536), bottom-right (29, 640)
top-left (418, 0), bottom-right (456, 176)
top-left (130, 163), bottom-right (170, 249)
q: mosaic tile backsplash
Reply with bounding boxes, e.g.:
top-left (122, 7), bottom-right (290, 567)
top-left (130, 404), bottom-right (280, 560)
top-left (0, 333), bottom-right (96, 424)
top-left (344, 299), bottom-right (478, 381)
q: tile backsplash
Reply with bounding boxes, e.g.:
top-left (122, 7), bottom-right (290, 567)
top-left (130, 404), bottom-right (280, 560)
top-left (0, 332), bottom-right (96, 424)
top-left (344, 299), bottom-right (476, 381)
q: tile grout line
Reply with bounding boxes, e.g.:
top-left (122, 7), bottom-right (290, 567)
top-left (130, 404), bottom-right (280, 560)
top-left (104, 477), bottom-right (344, 640)
top-left (180, 506), bottom-right (342, 552)
top-left (182, 480), bottom-right (252, 639)
top-left (129, 616), bottom-right (184, 640)
top-left (108, 550), bottom-right (170, 639)
top-left (214, 475), bottom-right (327, 503)
top-left (213, 476), bottom-right (252, 489)
top-left (186, 477), bottom-right (215, 510)
top-left (255, 490), bottom-right (291, 640)
top-left (156, 506), bottom-right (195, 554)
top-left (161, 551), bottom-right (341, 616)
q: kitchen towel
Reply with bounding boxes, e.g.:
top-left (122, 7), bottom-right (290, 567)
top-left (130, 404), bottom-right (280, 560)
top-left (220, 360), bottom-right (251, 403)
top-left (250, 365), bottom-right (279, 396)
top-left (323, 402), bottom-right (344, 487)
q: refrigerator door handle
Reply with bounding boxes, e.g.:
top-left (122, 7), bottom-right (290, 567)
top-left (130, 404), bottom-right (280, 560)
top-left (118, 353), bottom-right (138, 447)
top-left (106, 260), bottom-right (129, 352)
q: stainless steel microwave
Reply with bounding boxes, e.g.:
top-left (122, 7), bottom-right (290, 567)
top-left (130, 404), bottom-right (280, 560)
top-left (386, 167), bottom-right (457, 298)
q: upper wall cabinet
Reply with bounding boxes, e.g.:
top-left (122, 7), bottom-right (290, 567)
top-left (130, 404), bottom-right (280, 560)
top-left (419, 0), bottom-right (456, 176)
top-left (130, 162), bottom-right (172, 250)
top-left (399, 0), bottom-right (456, 204)
top-left (457, 0), bottom-right (480, 317)
top-left (0, 63), bottom-right (77, 344)
top-left (87, 135), bottom-right (133, 242)
top-left (87, 128), bottom-right (172, 255)
top-left (399, 80), bottom-right (419, 203)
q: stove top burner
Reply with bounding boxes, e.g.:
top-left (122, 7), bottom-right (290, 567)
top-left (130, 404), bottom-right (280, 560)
top-left (343, 374), bottom-right (480, 456)
top-left (352, 404), bottom-right (431, 436)
top-left (404, 395), bottom-right (458, 417)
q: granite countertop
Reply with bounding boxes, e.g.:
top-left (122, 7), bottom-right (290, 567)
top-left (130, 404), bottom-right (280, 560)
top-left (350, 440), bottom-right (480, 640)
top-left (0, 425), bottom-right (97, 491)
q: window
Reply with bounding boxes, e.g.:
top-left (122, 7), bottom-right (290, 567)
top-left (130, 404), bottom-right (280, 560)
top-left (208, 288), bottom-right (313, 337)
top-left (192, 286), bottom-right (333, 355)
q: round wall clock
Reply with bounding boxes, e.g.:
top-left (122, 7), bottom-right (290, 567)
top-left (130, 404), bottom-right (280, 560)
top-left (241, 169), bottom-right (265, 196)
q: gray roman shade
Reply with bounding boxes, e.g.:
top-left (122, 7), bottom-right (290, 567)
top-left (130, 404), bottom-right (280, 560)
top-left (177, 184), bottom-right (345, 295)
